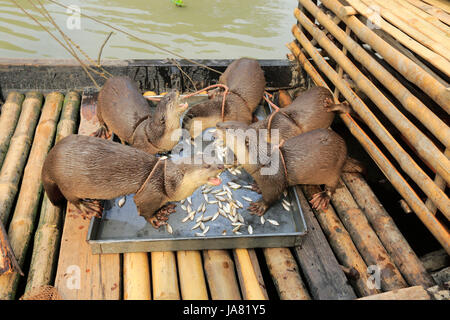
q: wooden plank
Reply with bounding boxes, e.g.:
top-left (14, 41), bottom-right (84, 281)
top-left (342, 173), bottom-right (435, 288)
top-left (263, 248), bottom-right (311, 300)
top-left (302, 185), bottom-right (379, 297)
top-left (177, 250), bottom-right (208, 300)
top-left (203, 250), bottom-right (241, 300)
top-left (420, 249), bottom-right (449, 272)
top-left (293, 187), bottom-right (357, 300)
top-left (54, 91), bottom-right (120, 300)
top-left (151, 251), bottom-right (180, 300)
top-left (330, 183), bottom-right (408, 291)
top-left (233, 249), bottom-right (267, 300)
top-left (0, 92), bottom-right (24, 169)
top-left (123, 252), bottom-right (151, 300)
top-left (358, 285), bottom-right (431, 300)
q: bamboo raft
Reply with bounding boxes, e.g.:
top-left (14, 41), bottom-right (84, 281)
top-left (0, 2), bottom-right (449, 296)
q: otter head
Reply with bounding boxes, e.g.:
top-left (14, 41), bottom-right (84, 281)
top-left (171, 160), bottom-right (225, 201)
top-left (149, 90), bottom-right (189, 150)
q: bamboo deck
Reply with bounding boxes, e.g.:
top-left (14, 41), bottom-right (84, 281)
top-left (0, 87), bottom-right (445, 300)
top-left (290, 0), bottom-right (449, 256)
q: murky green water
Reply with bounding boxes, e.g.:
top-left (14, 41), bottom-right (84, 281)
top-left (0, 0), bottom-right (296, 60)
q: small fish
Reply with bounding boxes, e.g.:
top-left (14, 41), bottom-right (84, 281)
top-left (201, 202), bottom-right (206, 213)
top-left (242, 196), bottom-right (253, 202)
top-left (180, 199), bottom-right (185, 204)
top-left (267, 219), bottom-right (279, 226)
top-left (216, 191), bottom-right (227, 196)
top-left (200, 222), bottom-right (206, 231)
top-left (211, 211), bottom-right (220, 221)
top-left (196, 213), bottom-right (204, 222)
top-left (118, 197), bottom-right (126, 208)
top-left (202, 215), bottom-right (213, 222)
top-left (232, 225), bottom-right (241, 233)
top-left (223, 185), bottom-right (232, 194)
top-left (243, 185), bottom-right (253, 189)
top-left (182, 215), bottom-right (190, 223)
top-left (282, 199), bottom-right (291, 207)
top-left (195, 232), bottom-right (205, 237)
top-left (203, 194), bottom-right (209, 202)
top-left (235, 200), bottom-right (243, 208)
top-left (186, 204), bottom-right (192, 212)
top-left (282, 202), bottom-right (291, 211)
top-left (234, 231), bottom-right (242, 235)
top-left (222, 230), bottom-right (227, 236)
top-left (216, 195), bottom-right (226, 202)
top-left (218, 208), bottom-right (227, 217)
top-left (192, 221), bottom-right (202, 230)
top-left (260, 216), bottom-right (266, 224)
top-left (166, 224), bottom-right (173, 234)
top-left (248, 225), bottom-right (253, 235)
top-left (197, 203), bottom-right (203, 212)
top-left (234, 168), bottom-right (242, 174)
top-left (218, 201), bottom-right (223, 209)
top-left (187, 197), bottom-right (192, 205)
top-left (211, 189), bottom-right (220, 194)
top-left (208, 200), bottom-right (218, 204)
top-left (202, 226), bottom-right (210, 234)
top-left (237, 213), bottom-right (245, 223)
top-left (181, 205), bottom-right (187, 211)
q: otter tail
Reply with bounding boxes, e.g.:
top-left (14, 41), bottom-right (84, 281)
top-left (342, 157), bottom-right (366, 175)
top-left (42, 171), bottom-right (66, 207)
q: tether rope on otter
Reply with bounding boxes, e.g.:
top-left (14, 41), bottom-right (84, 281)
top-left (46, 0), bottom-right (223, 75)
top-left (135, 158), bottom-right (166, 197)
top-left (273, 139), bottom-right (288, 185)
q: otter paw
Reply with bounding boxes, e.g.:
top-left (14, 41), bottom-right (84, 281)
top-left (248, 200), bottom-right (268, 216)
top-left (91, 126), bottom-right (112, 140)
top-left (250, 183), bottom-right (262, 194)
top-left (78, 200), bottom-right (103, 219)
top-left (309, 192), bottom-right (331, 211)
top-left (148, 204), bottom-right (177, 228)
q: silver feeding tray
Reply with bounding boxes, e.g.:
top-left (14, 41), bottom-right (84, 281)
top-left (86, 100), bottom-right (307, 254)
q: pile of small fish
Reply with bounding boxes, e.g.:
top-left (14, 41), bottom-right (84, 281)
top-left (167, 174), bottom-right (292, 237)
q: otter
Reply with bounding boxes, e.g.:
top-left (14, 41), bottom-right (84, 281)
top-left (216, 127), bottom-right (362, 215)
top-left (183, 58), bottom-right (266, 138)
top-left (94, 76), bottom-right (188, 154)
top-left (218, 86), bottom-right (350, 143)
top-left (42, 135), bottom-right (224, 227)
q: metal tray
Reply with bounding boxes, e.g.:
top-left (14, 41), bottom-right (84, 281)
top-left (87, 102), bottom-right (307, 254)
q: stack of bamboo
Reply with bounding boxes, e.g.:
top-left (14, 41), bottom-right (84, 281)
top-left (289, 0), bottom-right (449, 254)
top-left (0, 91), bottom-right (80, 299)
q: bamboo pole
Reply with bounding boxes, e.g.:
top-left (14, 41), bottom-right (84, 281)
top-left (406, 0), bottom-right (450, 24)
top-left (233, 249), bottom-right (267, 300)
top-left (425, 148), bottom-right (449, 215)
top-left (263, 248), bottom-right (311, 300)
top-left (302, 185), bottom-right (379, 297)
top-left (0, 220), bottom-right (23, 276)
top-left (0, 92), bottom-right (63, 300)
top-left (396, 0), bottom-right (450, 32)
top-left (203, 250), bottom-right (241, 300)
top-left (345, 0), bottom-right (450, 78)
top-left (0, 92), bottom-right (43, 225)
top-left (342, 172), bottom-right (436, 288)
top-left (294, 6), bottom-right (450, 198)
top-left (369, 0), bottom-right (450, 43)
top-left (421, 0), bottom-right (450, 13)
top-left (123, 252), bottom-right (151, 300)
top-left (0, 92), bottom-right (24, 169)
top-left (151, 251), bottom-right (180, 300)
top-left (329, 184), bottom-right (408, 291)
top-left (319, 0), bottom-right (450, 112)
top-left (296, 1), bottom-right (450, 149)
top-left (177, 250), bottom-right (208, 300)
top-left (287, 40), bottom-right (450, 254)
top-left (25, 91), bottom-right (80, 294)
top-left (291, 25), bottom-right (450, 222)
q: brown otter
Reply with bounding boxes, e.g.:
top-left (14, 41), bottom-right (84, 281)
top-left (183, 58), bottom-right (266, 138)
top-left (218, 86), bottom-right (350, 143)
top-left (94, 76), bottom-right (189, 153)
top-left (215, 126), bottom-right (362, 214)
top-left (42, 135), bottom-right (224, 227)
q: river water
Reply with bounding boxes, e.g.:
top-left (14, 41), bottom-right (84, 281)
top-left (0, 0), bottom-right (296, 60)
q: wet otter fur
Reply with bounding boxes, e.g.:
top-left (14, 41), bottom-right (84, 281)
top-left (220, 86), bottom-right (350, 143)
top-left (183, 58), bottom-right (265, 138)
top-left (94, 76), bottom-right (188, 153)
top-left (42, 135), bottom-right (223, 227)
top-left (216, 127), bottom-right (362, 214)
